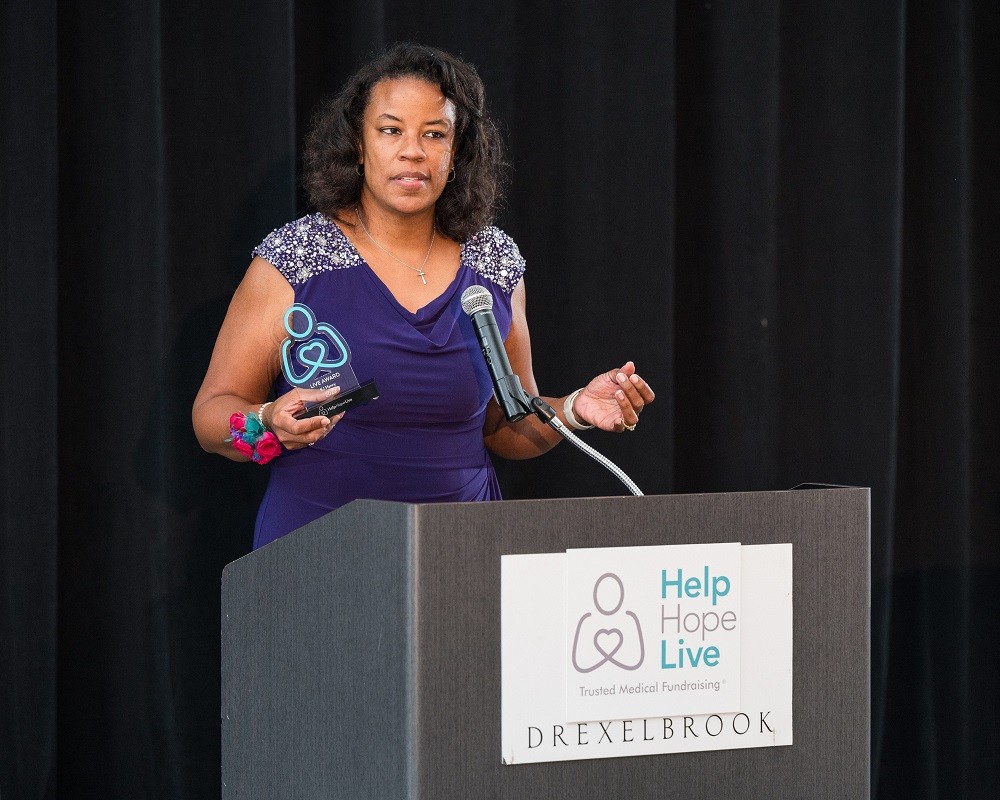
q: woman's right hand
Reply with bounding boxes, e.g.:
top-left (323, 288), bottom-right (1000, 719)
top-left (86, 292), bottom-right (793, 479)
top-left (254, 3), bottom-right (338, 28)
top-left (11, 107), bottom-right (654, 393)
top-left (193, 257), bottom-right (347, 458)
top-left (262, 386), bottom-right (345, 450)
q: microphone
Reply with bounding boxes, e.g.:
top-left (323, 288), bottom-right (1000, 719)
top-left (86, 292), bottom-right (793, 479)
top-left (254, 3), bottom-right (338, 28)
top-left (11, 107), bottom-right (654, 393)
top-left (460, 285), bottom-right (533, 422)
top-left (459, 285), bottom-right (643, 495)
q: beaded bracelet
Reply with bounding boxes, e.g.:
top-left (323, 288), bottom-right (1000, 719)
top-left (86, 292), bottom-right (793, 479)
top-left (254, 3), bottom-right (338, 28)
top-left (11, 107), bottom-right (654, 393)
top-left (226, 411), bottom-right (282, 464)
top-left (258, 401), bottom-right (273, 430)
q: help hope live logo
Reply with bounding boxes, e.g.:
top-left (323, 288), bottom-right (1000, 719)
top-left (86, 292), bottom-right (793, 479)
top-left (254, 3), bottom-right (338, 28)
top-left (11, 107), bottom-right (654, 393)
top-left (566, 543), bottom-right (742, 722)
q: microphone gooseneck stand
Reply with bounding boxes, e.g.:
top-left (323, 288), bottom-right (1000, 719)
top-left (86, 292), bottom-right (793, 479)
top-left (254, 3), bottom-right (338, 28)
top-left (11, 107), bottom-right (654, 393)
top-left (524, 396), bottom-right (644, 497)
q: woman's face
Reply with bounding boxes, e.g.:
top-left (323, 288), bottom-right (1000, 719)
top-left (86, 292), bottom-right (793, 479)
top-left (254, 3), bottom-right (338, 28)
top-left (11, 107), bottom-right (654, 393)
top-left (358, 76), bottom-right (457, 219)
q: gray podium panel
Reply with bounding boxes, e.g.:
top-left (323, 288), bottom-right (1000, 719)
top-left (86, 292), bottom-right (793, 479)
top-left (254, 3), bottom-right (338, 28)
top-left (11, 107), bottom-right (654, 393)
top-left (222, 489), bottom-right (870, 799)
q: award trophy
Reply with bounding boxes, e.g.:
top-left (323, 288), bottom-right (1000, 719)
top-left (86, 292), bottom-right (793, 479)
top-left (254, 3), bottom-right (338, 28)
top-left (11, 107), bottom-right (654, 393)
top-left (279, 303), bottom-right (379, 419)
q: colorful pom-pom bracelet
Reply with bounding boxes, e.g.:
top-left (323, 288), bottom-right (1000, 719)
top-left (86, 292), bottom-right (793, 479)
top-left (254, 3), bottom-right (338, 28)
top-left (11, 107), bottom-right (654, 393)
top-left (226, 411), bottom-right (282, 465)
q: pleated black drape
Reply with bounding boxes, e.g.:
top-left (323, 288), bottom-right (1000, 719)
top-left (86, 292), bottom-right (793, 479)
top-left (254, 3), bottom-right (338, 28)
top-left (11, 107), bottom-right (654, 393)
top-left (1, 3), bottom-right (58, 798)
top-left (880, 2), bottom-right (1000, 795)
top-left (1, 1), bottom-right (997, 798)
top-left (55, 2), bottom-right (295, 795)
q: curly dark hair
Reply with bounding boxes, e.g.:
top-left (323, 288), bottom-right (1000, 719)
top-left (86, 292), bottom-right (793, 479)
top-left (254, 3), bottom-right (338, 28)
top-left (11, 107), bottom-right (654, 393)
top-left (303, 42), bottom-right (507, 242)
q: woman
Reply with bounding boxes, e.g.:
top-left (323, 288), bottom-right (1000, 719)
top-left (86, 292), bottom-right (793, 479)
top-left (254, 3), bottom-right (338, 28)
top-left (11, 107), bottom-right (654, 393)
top-left (193, 43), bottom-right (654, 549)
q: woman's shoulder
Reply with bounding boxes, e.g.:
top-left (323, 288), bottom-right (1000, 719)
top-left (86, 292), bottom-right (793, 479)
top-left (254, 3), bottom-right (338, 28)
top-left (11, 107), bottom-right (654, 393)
top-left (462, 226), bottom-right (525, 294)
top-left (253, 213), bottom-right (362, 285)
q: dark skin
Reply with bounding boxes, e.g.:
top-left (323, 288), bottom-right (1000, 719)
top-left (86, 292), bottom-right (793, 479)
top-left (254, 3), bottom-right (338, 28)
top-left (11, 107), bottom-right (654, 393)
top-left (193, 77), bottom-right (654, 460)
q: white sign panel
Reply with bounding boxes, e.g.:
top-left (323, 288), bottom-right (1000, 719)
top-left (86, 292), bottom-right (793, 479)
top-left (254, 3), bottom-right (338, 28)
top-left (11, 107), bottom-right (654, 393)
top-left (501, 544), bottom-right (792, 764)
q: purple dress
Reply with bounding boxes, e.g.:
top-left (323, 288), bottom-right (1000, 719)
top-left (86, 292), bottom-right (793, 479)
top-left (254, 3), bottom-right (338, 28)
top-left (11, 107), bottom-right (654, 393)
top-left (250, 213), bottom-right (526, 549)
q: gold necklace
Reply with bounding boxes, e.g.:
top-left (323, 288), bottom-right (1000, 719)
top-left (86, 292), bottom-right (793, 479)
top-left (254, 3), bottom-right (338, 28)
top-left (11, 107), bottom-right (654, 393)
top-left (357, 211), bottom-right (436, 285)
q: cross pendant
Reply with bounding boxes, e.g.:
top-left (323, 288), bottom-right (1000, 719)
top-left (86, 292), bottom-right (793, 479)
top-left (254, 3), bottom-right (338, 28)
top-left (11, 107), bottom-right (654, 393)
top-left (418, 270), bottom-right (427, 285)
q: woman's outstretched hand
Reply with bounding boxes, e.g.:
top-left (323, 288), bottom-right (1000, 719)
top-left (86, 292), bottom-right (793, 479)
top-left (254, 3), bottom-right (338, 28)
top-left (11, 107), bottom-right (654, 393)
top-left (571, 361), bottom-right (654, 432)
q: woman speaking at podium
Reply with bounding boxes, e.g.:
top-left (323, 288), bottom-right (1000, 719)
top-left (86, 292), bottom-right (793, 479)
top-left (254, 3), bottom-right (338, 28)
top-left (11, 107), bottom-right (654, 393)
top-left (193, 43), bottom-right (654, 549)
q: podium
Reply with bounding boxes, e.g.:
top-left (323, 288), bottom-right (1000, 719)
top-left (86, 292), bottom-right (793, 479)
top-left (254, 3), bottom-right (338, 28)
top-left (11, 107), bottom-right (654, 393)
top-left (222, 489), bottom-right (870, 799)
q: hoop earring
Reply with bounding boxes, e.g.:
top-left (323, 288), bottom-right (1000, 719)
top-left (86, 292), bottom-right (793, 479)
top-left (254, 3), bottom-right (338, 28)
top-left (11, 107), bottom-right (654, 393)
top-left (356, 163), bottom-right (364, 176)
top-left (447, 167), bottom-right (456, 183)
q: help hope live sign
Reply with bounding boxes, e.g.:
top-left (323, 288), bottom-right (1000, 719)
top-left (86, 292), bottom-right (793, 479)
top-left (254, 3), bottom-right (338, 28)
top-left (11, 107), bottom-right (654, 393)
top-left (501, 542), bottom-right (792, 764)
top-left (567, 543), bottom-right (742, 721)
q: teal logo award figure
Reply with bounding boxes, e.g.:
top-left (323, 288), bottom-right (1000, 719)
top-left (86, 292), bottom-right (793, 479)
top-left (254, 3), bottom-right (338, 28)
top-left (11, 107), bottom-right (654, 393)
top-left (280, 303), bottom-right (379, 418)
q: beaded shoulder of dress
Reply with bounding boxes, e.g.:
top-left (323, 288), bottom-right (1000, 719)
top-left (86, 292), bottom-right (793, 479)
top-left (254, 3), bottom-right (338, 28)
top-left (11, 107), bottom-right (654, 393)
top-left (253, 214), bottom-right (361, 286)
top-left (254, 214), bottom-right (525, 292)
top-left (462, 226), bottom-right (525, 294)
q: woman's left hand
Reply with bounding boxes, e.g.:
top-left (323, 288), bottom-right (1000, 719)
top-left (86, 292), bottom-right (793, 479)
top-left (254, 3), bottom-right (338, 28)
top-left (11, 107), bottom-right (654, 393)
top-left (571, 361), bottom-right (655, 432)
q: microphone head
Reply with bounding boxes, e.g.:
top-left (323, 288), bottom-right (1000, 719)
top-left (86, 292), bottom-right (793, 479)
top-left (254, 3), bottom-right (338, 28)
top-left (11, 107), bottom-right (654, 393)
top-left (460, 285), bottom-right (493, 316)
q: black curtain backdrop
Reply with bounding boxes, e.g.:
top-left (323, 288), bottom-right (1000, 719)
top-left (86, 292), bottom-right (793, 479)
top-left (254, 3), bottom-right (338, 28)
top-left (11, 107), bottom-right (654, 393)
top-left (1, 1), bottom-right (997, 798)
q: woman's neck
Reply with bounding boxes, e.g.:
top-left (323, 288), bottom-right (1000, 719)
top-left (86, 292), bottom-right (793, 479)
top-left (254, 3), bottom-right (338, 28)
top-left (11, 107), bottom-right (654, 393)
top-left (355, 198), bottom-right (436, 247)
